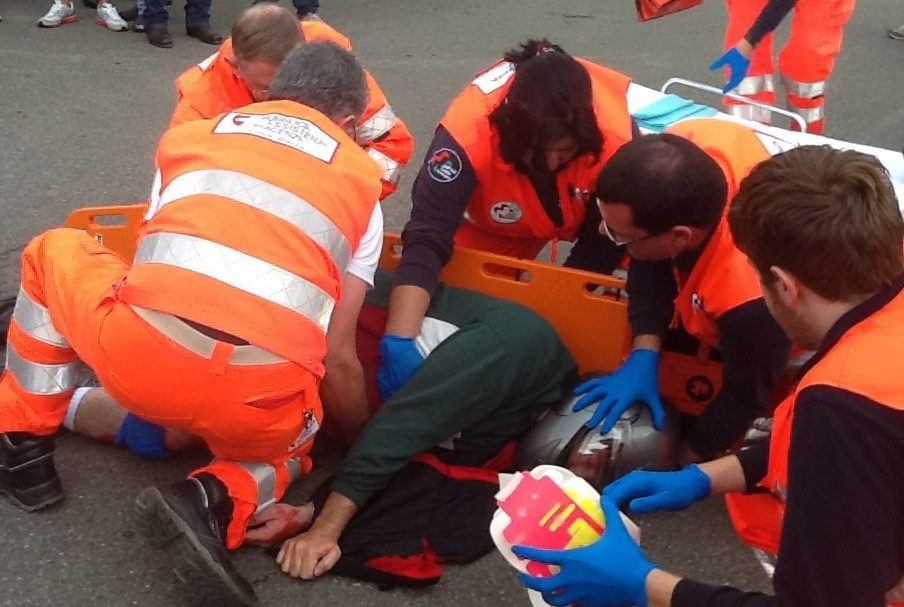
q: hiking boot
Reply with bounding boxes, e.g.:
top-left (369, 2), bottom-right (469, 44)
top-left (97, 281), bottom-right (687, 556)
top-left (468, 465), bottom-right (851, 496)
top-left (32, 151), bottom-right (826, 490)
top-left (135, 474), bottom-right (257, 607)
top-left (96, 2), bottom-right (128, 30)
top-left (145, 23), bottom-right (172, 47)
top-left (38, 0), bottom-right (78, 27)
top-left (0, 432), bottom-right (64, 512)
top-left (186, 24), bottom-right (222, 45)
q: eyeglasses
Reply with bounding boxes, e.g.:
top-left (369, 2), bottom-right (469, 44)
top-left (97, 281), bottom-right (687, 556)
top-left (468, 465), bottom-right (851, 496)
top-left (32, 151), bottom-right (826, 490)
top-left (596, 198), bottom-right (667, 246)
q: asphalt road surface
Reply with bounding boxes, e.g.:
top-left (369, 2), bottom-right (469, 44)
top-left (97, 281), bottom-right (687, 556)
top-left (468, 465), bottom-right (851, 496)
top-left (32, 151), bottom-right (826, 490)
top-left (1, 0), bottom-right (902, 605)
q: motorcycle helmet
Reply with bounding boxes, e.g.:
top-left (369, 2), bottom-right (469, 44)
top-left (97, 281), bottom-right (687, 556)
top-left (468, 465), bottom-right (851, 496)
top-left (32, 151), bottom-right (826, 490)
top-left (515, 382), bottom-right (680, 490)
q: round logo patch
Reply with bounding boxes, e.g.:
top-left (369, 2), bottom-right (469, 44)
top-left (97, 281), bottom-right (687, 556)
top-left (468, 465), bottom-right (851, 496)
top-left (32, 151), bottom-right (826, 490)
top-left (427, 148), bottom-right (463, 183)
top-left (685, 375), bottom-right (715, 402)
top-left (490, 201), bottom-right (523, 224)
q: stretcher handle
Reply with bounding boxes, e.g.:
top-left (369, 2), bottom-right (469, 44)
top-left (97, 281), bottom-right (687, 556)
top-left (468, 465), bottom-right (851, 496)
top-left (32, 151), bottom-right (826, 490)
top-left (660, 77), bottom-right (808, 133)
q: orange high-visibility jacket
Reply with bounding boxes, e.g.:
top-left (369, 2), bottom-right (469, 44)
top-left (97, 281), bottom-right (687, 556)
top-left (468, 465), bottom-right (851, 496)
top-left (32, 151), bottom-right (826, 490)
top-left (665, 119), bottom-right (769, 346)
top-left (170, 20), bottom-right (414, 199)
top-left (438, 58), bottom-right (634, 260)
top-left (121, 100), bottom-right (382, 376)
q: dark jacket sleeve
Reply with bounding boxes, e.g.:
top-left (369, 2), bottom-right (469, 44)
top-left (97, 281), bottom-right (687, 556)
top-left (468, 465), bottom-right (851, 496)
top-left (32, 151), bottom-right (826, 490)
top-left (744, 0), bottom-right (797, 47)
top-left (672, 386), bottom-right (904, 607)
top-left (394, 126), bottom-right (478, 295)
top-left (685, 299), bottom-right (790, 459)
top-left (625, 259), bottom-right (678, 339)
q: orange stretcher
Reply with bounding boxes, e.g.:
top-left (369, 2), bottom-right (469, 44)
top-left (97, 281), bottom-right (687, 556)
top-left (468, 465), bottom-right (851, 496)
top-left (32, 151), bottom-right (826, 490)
top-left (63, 204), bottom-right (722, 416)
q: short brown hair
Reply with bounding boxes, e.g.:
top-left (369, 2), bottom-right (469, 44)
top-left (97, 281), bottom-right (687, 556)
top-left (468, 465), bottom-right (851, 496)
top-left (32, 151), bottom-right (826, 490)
top-left (232, 4), bottom-right (303, 64)
top-left (729, 146), bottom-right (904, 301)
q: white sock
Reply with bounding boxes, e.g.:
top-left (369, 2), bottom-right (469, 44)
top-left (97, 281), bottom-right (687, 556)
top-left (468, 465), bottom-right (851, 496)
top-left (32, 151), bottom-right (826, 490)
top-left (63, 387), bottom-right (92, 431)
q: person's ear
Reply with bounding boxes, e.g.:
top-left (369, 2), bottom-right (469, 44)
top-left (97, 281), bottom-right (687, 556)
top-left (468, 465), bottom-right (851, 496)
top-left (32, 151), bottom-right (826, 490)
top-left (670, 225), bottom-right (693, 250)
top-left (769, 266), bottom-right (801, 307)
top-left (224, 54), bottom-right (238, 70)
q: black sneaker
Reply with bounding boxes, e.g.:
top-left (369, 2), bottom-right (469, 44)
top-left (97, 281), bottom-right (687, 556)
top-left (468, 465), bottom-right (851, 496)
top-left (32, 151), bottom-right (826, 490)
top-left (0, 432), bottom-right (64, 512)
top-left (135, 474), bottom-right (257, 607)
top-left (130, 14), bottom-right (143, 31)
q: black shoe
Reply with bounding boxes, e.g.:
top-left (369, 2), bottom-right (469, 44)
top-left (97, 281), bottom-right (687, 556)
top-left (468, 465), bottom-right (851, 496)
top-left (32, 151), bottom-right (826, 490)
top-left (130, 14), bottom-right (143, 31)
top-left (145, 24), bottom-right (172, 48)
top-left (135, 474), bottom-right (256, 607)
top-left (0, 432), bottom-right (64, 512)
top-left (186, 24), bottom-right (222, 45)
top-left (117, 3), bottom-right (137, 20)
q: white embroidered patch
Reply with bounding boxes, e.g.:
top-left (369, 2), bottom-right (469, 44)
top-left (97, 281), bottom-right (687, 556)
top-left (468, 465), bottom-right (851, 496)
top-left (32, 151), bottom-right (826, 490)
top-left (490, 201), bottom-right (523, 224)
top-left (472, 61), bottom-right (516, 94)
top-left (214, 112), bottom-right (339, 163)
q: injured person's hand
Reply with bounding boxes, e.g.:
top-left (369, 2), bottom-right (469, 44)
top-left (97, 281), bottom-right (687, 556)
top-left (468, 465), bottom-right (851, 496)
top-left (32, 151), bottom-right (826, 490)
top-left (244, 502), bottom-right (316, 547)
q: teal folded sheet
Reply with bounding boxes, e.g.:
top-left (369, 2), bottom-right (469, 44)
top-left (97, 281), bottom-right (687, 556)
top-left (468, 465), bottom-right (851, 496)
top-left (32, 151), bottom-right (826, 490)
top-left (632, 94), bottom-right (718, 132)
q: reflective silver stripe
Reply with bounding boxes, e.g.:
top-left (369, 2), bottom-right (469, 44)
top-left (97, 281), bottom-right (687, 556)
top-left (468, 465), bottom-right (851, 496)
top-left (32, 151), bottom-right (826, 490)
top-left (13, 289), bottom-right (68, 347)
top-left (790, 104), bottom-right (825, 124)
top-left (157, 169), bottom-right (351, 270)
top-left (5, 343), bottom-right (85, 395)
top-left (366, 147), bottom-right (401, 186)
top-left (726, 104), bottom-right (772, 123)
top-left (735, 74), bottom-right (774, 96)
top-left (355, 104), bottom-right (398, 145)
top-left (134, 232), bottom-right (335, 332)
top-left (781, 74), bottom-right (826, 99)
top-left (236, 462), bottom-right (278, 512)
top-left (196, 52), bottom-right (217, 71)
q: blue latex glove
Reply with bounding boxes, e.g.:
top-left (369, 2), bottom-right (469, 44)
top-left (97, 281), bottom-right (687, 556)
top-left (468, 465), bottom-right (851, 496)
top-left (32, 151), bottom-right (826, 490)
top-left (376, 334), bottom-right (425, 401)
top-left (708, 47), bottom-right (751, 94)
top-left (604, 464), bottom-right (712, 514)
top-left (514, 496), bottom-right (655, 607)
top-left (114, 413), bottom-right (171, 460)
top-left (573, 349), bottom-right (665, 434)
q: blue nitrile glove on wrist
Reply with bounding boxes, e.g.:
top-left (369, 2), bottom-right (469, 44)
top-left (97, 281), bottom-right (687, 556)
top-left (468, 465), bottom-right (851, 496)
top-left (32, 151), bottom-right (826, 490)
top-left (514, 496), bottom-right (656, 607)
top-left (604, 464), bottom-right (712, 514)
top-left (115, 413), bottom-right (171, 460)
top-left (376, 334), bottom-right (425, 401)
top-left (709, 47), bottom-right (751, 94)
top-left (573, 349), bottom-right (665, 434)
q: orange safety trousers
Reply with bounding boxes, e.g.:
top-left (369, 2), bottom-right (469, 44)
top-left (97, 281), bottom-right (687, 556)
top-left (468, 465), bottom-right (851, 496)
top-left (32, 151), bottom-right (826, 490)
top-left (723, 0), bottom-right (856, 133)
top-left (0, 228), bottom-right (319, 548)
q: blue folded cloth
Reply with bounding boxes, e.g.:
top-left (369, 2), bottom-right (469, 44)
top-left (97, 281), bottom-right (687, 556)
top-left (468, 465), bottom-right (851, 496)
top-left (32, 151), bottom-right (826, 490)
top-left (632, 94), bottom-right (718, 132)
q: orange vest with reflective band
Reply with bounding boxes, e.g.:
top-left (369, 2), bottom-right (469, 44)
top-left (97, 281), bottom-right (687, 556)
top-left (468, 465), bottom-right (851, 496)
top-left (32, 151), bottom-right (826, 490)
top-left (439, 58), bottom-right (633, 260)
top-left (170, 21), bottom-right (352, 128)
top-left (169, 21), bottom-right (414, 200)
top-left (731, 288), bottom-right (904, 605)
top-left (665, 119), bottom-right (769, 346)
top-left (122, 100), bottom-right (382, 375)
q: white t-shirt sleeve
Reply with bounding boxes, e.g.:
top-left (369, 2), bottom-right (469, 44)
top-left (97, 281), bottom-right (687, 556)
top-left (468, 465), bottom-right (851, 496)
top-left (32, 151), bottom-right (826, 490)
top-left (346, 203), bottom-right (384, 287)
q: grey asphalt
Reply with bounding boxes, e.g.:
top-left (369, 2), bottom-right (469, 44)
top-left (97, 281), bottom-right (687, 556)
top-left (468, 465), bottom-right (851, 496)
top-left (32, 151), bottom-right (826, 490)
top-left (0, 0), bottom-right (902, 605)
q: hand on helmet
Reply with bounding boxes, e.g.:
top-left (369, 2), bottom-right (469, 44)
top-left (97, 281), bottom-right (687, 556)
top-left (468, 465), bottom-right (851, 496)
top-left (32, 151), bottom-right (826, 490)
top-left (604, 464), bottom-right (712, 514)
top-left (376, 334), bottom-right (425, 401)
top-left (514, 496), bottom-right (655, 607)
top-left (573, 349), bottom-right (665, 434)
